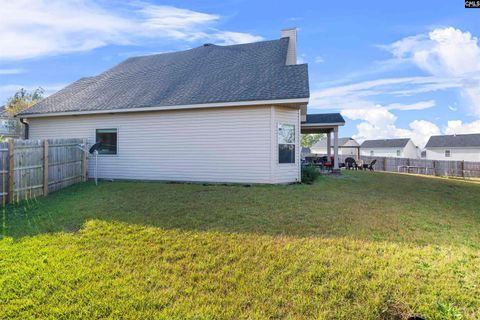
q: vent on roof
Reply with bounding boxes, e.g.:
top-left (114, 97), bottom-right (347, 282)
top-left (203, 43), bottom-right (214, 47)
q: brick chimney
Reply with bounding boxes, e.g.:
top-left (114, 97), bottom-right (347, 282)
top-left (281, 28), bottom-right (297, 65)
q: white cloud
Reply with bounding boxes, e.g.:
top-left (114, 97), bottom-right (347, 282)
top-left (310, 76), bottom-right (444, 114)
top-left (297, 54), bottom-right (307, 64)
top-left (315, 56), bottom-right (324, 63)
top-left (408, 120), bottom-right (441, 147)
top-left (139, 5), bottom-right (219, 40)
top-left (0, 68), bottom-right (24, 75)
top-left (384, 27), bottom-right (480, 116)
top-left (387, 27), bottom-right (480, 76)
top-left (310, 75), bottom-right (468, 111)
top-left (313, 27), bottom-right (480, 144)
top-left (0, 1), bottom-right (263, 60)
top-left (342, 108), bottom-right (480, 147)
top-left (385, 100), bottom-right (435, 111)
top-left (448, 105), bottom-right (458, 111)
top-left (210, 32), bottom-right (263, 45)
top-left (444, 120), bottom-right (480, 135)
top-left (342, 107), bottom-right (440, 147)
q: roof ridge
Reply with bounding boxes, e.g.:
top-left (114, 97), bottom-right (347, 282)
top-left (125, 38), bottom-right (288, 61)
top-left (430, 133), bottom-right (480, 137)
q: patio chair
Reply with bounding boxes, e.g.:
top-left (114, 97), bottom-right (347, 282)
top-left (344, 157), bottom-right (357, 170)
top-left (322, 156), bottom-right (334, 171)
top-left (356, 159), bottom-right (364, 170)
top-left (367, 159), bottom-right (377, 171)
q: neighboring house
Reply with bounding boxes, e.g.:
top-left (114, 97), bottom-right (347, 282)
top-left (0, 106), bottom-right (24, 139)
top-left (18, 29), bottom-right (345, 184)
top-left (360, 138), bottom-right (418, 158)
top-left (311, 137), bottom-right (360, 157)
top-left (301, 147), bottom-right (312, 159)
top-left (425, 134), bottom-right (480, 161)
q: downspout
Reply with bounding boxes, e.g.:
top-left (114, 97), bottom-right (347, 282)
top-left (19, 118), bottom-right (29, 139)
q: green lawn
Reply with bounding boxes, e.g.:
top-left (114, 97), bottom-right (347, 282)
top-left (1, 172), bottom-right (479, 319)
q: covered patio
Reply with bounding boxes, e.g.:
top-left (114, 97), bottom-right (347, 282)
top-left (301, 113), bottom-right (346, 171)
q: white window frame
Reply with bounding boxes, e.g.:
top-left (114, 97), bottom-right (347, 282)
top-left (94, 128), bottom-right (119, 156)
top-left (396, 150), bottom-right (401, 157)
top-left (277, 123), bottom-right (296, 165)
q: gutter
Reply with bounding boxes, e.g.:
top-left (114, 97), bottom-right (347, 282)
top-left (19, 118), bottom-right (29, 139)
top-left (300, 122), bottom-right (346, 127)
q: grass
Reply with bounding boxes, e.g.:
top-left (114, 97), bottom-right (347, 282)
top-left (1, 171), bottom-right (479, 319)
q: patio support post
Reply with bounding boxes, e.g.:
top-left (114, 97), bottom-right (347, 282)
top-left (333, 127), bottom-right (339, 170)
top-left (326, 132), bottom-right (331, 158)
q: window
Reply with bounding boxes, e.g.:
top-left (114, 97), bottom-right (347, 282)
top-left (445, 150), bottom-right (451, 158)
top-left (278, 123), bottom-right (295, 163)
top-left (95, 129), bottom-right (118, 155)
top-left (396, 150), bottom-right (401, 157)
top-left (370, 150), bottom-right (374, 156)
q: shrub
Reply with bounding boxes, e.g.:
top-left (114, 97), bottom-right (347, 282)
top-left (301, 165), bottom-right (321, 184)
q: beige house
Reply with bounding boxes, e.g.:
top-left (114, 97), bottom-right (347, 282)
top-left (19, 29), bottom-right (344, 184)
top-left (311, 137), bottom-right (360, 157)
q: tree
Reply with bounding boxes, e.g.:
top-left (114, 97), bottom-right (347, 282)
top-left (301, 133), bottom-right (324, 148)
top-left (4, 87), bottom-right (44, 116)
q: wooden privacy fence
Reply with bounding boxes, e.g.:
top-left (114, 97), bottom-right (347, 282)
top-left (336, 154), bottom-right (480, 178)
top-left (0, 138), bottom-right (87, 205)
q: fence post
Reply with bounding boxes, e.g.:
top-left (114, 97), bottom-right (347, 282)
top-left (7, 140), bottom-right (14, 203)
top-left (43, 140), bottom-right (49, 196)
top-left (461, 160), bottom-right (465, 178)
top-left (383, 157), bottom-right (387, 171)
top-left (82, 138), bottom-right (87, 182)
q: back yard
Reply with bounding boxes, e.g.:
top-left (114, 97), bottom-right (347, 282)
top-left (1, 172), bottom-right (479, 319)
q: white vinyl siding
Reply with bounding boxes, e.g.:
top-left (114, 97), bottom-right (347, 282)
top-left (28, 105), bottom-right (301, 184)
top-left (425, 148), bottom-right (480, 161)
top-left (361, 141), bottom-right (418, 159)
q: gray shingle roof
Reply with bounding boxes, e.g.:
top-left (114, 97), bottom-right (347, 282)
top-left (20, 38), bottom-right (309, 116)
top-left (425, 134), bottom-right (480, 148)
top-left (301, 147), bottom-right (312, 155)
top-left (302, 113), bottom-right (345, 124)
top-left (361, 138), bottom-right (410, 148)
top-left (312, 137), bottom-right (356, 148)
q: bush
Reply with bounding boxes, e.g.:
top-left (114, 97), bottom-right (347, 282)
top-left (301, 165), bottom-right (321, 184)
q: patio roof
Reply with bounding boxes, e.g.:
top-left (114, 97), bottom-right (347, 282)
top-left (301, 113), bottom-right (345, 134)
top-left (300, 113), bottom-right (346, 170)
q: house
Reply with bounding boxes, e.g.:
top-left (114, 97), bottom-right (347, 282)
top-left (18, 29), bottom-right (345, 184)
top-left (0, 106), bottom-right (23, 138)
top-left (425, 134), bottom-right (480, 161)
top-left (300, 147), bottom-right (312, 160)
top-left (311, 137), bottom-right (360, 157)
top-left (360, 138), bottom-right (418, 158)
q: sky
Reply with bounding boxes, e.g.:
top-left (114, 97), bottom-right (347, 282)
top-left (0, 0), bottom-right (479, 147)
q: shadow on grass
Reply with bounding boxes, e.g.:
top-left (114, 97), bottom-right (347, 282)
top-left (1, 171), bottom-right (480, 247)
